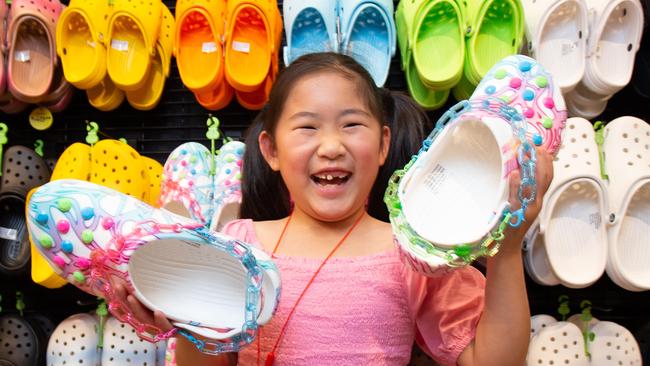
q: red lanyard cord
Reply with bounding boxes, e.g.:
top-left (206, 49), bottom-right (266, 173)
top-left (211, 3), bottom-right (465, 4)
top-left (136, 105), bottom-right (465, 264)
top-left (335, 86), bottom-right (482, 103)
top-left (257, 212), bottom-right (365, 366)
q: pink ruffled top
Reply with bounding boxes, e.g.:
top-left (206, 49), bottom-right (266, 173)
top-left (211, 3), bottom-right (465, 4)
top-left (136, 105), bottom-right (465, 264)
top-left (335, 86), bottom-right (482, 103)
top-left (223, 219), bottom-right (486, 366)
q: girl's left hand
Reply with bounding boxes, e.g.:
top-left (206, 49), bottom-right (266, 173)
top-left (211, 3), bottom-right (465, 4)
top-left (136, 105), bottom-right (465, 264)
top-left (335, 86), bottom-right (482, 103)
top-left (506, 146), bottom-right (554, 237)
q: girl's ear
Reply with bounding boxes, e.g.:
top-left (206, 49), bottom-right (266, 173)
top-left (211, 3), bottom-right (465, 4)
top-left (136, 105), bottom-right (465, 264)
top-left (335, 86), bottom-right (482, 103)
top-left (259, 130), bottom-right (280, 171)
top-left (379, 125), bottom-right (391, 166)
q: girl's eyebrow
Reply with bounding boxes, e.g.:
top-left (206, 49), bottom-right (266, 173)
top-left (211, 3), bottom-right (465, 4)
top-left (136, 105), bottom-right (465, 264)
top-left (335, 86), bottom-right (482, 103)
top-left (288, 109), bottom-right (370, 120)
top-left (288, 111), bottom-right (319, 120)
top-left (339, 109), bottom-right (371, 118)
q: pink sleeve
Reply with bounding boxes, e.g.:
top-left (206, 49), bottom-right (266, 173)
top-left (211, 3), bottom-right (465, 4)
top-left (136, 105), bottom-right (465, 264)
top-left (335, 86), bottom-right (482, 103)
top-left (220, 219), bottom-right (260, 245)
top-left (404, 266), bottom-right (486, 366)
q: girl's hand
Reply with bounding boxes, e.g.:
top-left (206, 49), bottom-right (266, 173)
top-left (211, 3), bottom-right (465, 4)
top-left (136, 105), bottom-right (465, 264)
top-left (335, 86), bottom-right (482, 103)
top-left (507, 146), bottom-right (554, 238)
top-left (113, 280), bottom-right (175, 335)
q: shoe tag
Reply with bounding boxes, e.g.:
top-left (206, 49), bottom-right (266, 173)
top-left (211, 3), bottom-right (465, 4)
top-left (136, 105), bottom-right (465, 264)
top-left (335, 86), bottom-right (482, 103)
top-left (0, 227), bottom-right (18, 241)
top-left (232, 41), bottom-right (250, 53)
top-left (561, 41), bottom-right (577, 56)
top-left (111, 39), bottom-right (129, 52)
top-left (202, 42), bottom-right (217, 54)
top-left (14, 51), bottom-right (30, 62)
top-left (589, 213), bottom-right (602, 230)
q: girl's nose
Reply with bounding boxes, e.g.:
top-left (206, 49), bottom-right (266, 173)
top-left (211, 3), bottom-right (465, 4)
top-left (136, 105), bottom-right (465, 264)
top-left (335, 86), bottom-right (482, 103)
top-left (316, 132), bottom-right (345, 160)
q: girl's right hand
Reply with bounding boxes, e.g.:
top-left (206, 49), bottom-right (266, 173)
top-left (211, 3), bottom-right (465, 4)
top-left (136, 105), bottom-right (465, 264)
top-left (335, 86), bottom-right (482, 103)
top-left (113, 281), bottom-right (238, 366)
top-left (113, 280), bottom-right (175, 335)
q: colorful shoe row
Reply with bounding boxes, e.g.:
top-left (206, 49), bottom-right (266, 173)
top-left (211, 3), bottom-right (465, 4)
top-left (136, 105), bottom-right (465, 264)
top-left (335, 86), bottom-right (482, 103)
top-left (175, 0), bottom-right (282, 111)
top-left (283, 0), bottom-right (396, 87)
top-left (523, 0), bottom-right (644, 119)
top-left (57, 0), bottom-right (175, 111)
top-left (396, 0), bottom-right (525, 110)
top-left (0, 0), bottom-right (73, 114)
top-left (524, 116), bottom-right (650, 291)
top-left (385, 54), bottom-right (566, 276)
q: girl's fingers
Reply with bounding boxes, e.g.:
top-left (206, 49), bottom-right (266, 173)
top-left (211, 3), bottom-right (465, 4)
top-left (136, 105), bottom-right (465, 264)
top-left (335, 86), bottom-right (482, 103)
top-left (153, 310), bottom-right (175, 332)
top-left (127, 294), bottom-right (156, 326)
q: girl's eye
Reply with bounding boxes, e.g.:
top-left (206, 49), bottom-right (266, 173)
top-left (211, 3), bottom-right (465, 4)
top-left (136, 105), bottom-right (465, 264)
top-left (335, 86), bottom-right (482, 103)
top-left (296, 125), bottom-right (317, 132)
top-left (344, 122), bottom-right (363, 128)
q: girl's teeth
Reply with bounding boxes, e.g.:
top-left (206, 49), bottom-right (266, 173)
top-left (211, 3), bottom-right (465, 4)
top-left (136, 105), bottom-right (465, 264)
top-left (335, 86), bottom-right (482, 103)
top-left (327, 175), bottom-right (333, 180)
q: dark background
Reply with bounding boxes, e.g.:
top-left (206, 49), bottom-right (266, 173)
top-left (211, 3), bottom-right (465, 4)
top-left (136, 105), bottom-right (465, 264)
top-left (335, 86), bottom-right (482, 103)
top-left (0, 0), bottom-right (649, 362)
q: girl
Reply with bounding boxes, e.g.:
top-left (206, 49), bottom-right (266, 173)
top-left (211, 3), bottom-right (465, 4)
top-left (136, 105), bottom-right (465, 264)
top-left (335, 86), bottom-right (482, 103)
top-left (120, 52), bottom-right (553, 366)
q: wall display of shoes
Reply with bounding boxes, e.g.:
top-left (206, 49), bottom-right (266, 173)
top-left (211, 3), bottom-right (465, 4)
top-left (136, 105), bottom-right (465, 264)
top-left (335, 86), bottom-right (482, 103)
top-left (0, 0), bottom-right (650, 365)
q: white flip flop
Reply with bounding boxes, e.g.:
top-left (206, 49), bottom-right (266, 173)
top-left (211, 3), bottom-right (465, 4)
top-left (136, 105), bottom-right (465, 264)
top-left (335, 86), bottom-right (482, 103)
top-left (522, 0), bottom-right (589, 93)
top-left (602, 116), bottom-right (650, 291)
top-left (102, 316), bottom-right (158, 366)
top-left (590, 321), bottom-right (643, 365)
top-left (537, 117), bottom-right (609, 288)
top-left (526, 321), bottom-right (590, 366)
top-left (582, 0), bottom-right (644, 96)
top-left (47, 313), bottom-right (101, 366)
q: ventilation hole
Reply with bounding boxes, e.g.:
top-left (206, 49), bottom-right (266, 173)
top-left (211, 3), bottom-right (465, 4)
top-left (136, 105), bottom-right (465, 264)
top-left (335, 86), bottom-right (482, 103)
top-left (624, 148), bottom-right (629, 153)
top-left (581, 134), bottom-right (587, 139)
top-left (623, 133), bottom-right (628, 138)
top-left (628, 162), bottom-right (633, 166)
top-left (628, 43), bottom-right (632, 51)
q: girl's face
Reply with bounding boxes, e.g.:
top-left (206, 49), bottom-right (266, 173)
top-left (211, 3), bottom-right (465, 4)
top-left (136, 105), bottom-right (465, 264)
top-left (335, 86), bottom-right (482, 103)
top-left (260, 71), bottom-right (390, 222)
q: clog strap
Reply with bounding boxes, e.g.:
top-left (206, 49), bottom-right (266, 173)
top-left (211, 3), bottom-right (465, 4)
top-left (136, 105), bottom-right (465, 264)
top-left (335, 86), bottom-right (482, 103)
top-left (585, 0), bottom-right (643, 57)
top-left (158, 4), bottom-right (175, 77)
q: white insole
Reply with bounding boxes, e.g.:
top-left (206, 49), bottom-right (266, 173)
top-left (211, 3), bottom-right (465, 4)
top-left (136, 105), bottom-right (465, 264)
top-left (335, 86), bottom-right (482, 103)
top-left (546, 181), bottom-right (606, 286)
top-left (402, 118), bottom-right (504, 246)
top-left (595, 1), bottom-right (642, 86)
top-left (538, 0), bottom-right (585, 89)
top-left (129, 239), bottom-right (252, 329)
top-left (616, 182), bottom-right (650, 286)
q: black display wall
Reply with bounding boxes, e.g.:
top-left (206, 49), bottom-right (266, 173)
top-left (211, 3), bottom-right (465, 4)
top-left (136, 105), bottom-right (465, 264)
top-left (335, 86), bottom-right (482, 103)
top-left (0, 0), bottom-right (649, 362)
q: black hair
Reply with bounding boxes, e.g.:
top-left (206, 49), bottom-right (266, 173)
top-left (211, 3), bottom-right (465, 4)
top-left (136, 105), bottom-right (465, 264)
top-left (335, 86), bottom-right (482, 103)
top-left (240, 52), bottom-right (429, 222)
